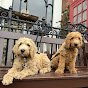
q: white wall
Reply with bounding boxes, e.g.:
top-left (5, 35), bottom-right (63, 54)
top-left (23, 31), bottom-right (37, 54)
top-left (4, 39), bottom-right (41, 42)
top-left (0, 0), bottom-right (1, 6)
top-left (0, 0), bottom-right (12, 30)
top-left (52, 0), bottom-right (62, 28)
top-left (1, 0), bottom-right (12, 9)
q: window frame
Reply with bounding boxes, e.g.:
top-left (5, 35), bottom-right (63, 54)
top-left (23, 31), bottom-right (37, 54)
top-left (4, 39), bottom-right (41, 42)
top-left (70, 0), bottom-right (88, 27)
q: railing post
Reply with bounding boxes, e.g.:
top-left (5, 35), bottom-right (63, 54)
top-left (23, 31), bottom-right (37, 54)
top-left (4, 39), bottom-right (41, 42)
top-left (8, 6), bottom-right (12, 31)
top-left (1, 18), bottom-right (5, 30)
top-left (67, 20), bottom-right (71, 33)
top-left (83, 40), bottom-right (88, 66)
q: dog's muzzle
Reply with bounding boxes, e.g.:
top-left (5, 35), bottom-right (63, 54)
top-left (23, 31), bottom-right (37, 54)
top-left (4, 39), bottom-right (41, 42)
top-left (21, 49), bottom-right (25, 54)
top-left (74, 43), bottom-right (78, 46)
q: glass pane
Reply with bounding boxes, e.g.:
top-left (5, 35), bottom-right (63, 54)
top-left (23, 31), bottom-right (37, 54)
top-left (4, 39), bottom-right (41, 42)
top-left (83, 0), bottom-right (87, 10)
top-left (78, 4), bottom-right (81, 13)
top-left (83, 10), bottom-right (87, 21)
top-left (74, 7), bottom-right (77, 16)
top-left (73, 16), bottom-right (77, 24)
top-left (82, 21), bottom-right (87, 26)
top-left (78, 14), bottom-right (81, 23)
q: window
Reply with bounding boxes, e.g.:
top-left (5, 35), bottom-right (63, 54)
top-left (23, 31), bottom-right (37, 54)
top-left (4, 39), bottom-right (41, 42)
top-left (78, 4), bottom-right (81, 13)
top-left (82, 21), bottom-right (87, 26)
top-left (73, 0), bottom-right (87, 25)
top-left (78, 14), bottom-right (81, 23)
top-left (83, 0), bottom-right (87, 10)
top-left (83, 11), bottom-right (87, 21)
top-left (73, 16), bottom-right (77, 24)
top-left (74, 7), bottom-right (77, 16)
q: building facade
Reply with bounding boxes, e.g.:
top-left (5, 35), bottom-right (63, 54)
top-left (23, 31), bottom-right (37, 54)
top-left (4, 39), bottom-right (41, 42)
top-left (61, 0), bottom-right (71, 27)
top-left (70, 0), bottom-right (87, 26)
top-left (0, 0), bottom-right (62, 28)
top-left (62, 0), bottom-right (71, 11)
top-left (52, 0), bottom-right (62, 28)
top-left (0, 0), bottom-right (12, 9)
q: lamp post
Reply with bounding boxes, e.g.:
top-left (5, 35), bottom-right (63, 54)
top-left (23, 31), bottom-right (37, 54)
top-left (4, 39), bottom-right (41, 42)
top-left (12, 0), bottom-right (14, 10)
top-left (44, 0), bottom-right (53, 26)
top-left (44, 0), bottom-right (48, 19)
top-left (19, 0), bottom-right (22, 12)
top-left (19, 0), bottom-right (28, 13)
top-left (12, 0), bottom-right (28, 13)
top-left (24, 0), bottom-right (28, 14)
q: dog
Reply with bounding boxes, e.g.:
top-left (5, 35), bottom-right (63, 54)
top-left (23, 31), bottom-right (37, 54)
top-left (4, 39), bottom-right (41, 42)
top-left (51, 32), bottom-right (83, 74)
top-left (2, 37), bottom-right (51, 85)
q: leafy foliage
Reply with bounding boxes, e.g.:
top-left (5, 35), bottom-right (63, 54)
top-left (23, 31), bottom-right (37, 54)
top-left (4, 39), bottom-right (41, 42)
top-left (61, 5), bottom-right (70, 28)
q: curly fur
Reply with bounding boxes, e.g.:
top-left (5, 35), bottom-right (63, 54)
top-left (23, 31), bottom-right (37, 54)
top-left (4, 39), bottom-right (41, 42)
top-left (2, 38), bottom-right (51, 85)
top-left (51, 32), bottom-right (83, 74)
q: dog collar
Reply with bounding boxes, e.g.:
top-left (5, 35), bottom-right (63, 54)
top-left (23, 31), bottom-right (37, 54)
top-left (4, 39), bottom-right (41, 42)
top-left (23, 58), bottom-right (27, 69)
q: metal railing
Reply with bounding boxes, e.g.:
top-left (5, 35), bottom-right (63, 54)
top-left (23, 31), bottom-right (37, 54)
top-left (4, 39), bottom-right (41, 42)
top-left (0, 6), bottom-right (88, 66)
top-left (0, 6), bottom-right (88, 41)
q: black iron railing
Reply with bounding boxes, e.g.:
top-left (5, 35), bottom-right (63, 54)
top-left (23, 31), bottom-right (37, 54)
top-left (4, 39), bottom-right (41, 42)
top-left (0, 6), bottom-right (88, 66)
top-left (0, 6), bottom-right (88, 41)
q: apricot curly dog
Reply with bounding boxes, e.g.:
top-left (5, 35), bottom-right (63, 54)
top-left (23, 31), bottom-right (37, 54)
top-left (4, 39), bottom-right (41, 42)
top-left (51, 32), bottom-right (83, 74)
top-left (2, 38), bottom-right (51, 85)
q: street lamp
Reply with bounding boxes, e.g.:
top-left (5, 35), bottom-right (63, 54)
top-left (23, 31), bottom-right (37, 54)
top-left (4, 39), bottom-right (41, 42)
top-left (24, 0), bottom-right (27, 2)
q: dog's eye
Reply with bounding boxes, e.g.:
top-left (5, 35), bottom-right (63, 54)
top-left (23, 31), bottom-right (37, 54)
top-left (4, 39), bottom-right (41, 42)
top-left (27, 44), bottom-right (30, 47)
top-left (79, 38), bottom-right (80, 40)
top-left (19, 43), bottom-right (22, 46)
top-left (71, 37), bottom-right (74, 40)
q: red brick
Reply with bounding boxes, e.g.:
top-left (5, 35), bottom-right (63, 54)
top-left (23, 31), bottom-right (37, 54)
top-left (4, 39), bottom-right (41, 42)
top-left (62, 0), bottom-right (71, 11)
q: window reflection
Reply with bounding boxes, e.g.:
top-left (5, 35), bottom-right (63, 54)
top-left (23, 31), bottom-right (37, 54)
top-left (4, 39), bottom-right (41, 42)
top-left (83, 0), bottom-right (87, 10)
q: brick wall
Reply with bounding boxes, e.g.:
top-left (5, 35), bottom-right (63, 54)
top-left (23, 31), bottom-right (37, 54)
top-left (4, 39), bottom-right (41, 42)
top-left (62, 0), bottom-right (71, 11)
top-left (61, 0), bottom-right (71, 27)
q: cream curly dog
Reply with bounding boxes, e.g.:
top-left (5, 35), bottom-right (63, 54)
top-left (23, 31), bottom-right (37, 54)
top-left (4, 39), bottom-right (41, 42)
top-left (51, 32), bottom-right (83, 74)
top-left (2, 38), bottom-right (51, 85)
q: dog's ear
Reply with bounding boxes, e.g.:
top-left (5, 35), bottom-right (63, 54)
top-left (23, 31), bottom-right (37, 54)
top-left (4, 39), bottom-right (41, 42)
top-left (12, 38), bottom-right (22, 55)
top-left (81, 39), bottom-right (83, 46)
top-left (80, 35), bottom-right (83, 47)
top-left (29, 39), bottom-right (37, 58)
top-left (13, 38), bottom-right (23, 55)
top-left (65, 33), bottom-right (71, 49)
top-left (13, 41), bottom-right (18, 55)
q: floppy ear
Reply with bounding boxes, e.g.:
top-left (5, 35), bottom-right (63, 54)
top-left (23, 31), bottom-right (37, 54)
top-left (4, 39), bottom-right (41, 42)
top-left (65, 33), bottom-right (71, 49)
top-left (13, 41), bottom-right (18, 56)
top-left (29, 39), bottom-right (37, 58)
top-left (80, 35), bottom-right (83, 46)
top-left (81, 39), bottom-right (83, 46)
top-left (13, 38), bottom-right (23, 55)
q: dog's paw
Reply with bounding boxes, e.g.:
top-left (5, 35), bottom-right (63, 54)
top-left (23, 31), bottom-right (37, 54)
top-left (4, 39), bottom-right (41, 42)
top-left (69, 68), bottom-right (77, 74)
top-left (55, 69), bottom-right (64, 74)
top-left (40, 68), bottom-right (51, 74)
top-left (14, 72), bottom-right (25, 80)
top-left (2, 74), bottom-right (13, 85)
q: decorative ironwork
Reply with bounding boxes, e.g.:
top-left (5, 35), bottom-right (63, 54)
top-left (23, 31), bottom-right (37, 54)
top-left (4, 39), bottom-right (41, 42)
top-left (0, 6), bottom-right (87, 41)
top-left (0, 7), bottom-right (9, 17)
top-left (70, 23), bottom-right (88, 41)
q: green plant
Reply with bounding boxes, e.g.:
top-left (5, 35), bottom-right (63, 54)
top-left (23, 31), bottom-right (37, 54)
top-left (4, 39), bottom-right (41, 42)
top-left (61, 5), bottom-right (70, 28)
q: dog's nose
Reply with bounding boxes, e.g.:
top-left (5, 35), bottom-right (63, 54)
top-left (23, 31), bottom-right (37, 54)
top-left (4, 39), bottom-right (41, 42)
top-left (74, 43), bottom-right (78, 46)
top-left (21, 49), bottom-right (25, 53)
